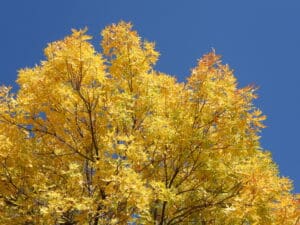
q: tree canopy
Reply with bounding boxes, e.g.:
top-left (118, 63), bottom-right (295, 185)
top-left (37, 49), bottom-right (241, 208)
top-left (0, 22), bottom-right (299, 225)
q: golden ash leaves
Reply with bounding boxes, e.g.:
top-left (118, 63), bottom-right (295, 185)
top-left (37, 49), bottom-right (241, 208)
top-left (0, 22), bottom-right (298, 225)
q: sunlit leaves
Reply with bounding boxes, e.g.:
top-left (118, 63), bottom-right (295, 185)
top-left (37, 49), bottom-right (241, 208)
top-left (0, 22), bottom-right (298, 224)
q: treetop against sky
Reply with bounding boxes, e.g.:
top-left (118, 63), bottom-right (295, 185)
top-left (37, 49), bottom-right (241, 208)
top-left (0, 21), bottom-right (299, 225)
top-left (1, 1), bottom-right (299, 193)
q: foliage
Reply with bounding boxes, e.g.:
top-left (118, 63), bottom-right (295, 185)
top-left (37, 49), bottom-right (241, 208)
top-left (0, 22), bottom-right (299, 225)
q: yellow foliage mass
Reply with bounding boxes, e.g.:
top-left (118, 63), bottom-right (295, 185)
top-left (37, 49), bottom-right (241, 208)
top-left (0, 22), bottom-right (298, 225)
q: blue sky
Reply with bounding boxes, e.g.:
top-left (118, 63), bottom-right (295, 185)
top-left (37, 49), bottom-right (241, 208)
top-left (1, 0), bottom-right (299, 192)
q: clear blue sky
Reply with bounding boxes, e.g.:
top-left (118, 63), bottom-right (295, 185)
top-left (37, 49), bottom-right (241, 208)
top-left (1, 1), bottom-right (299, 192)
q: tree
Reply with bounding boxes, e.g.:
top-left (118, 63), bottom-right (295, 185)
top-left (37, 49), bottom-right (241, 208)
top-left (0, 21), bottom-right (299, 225)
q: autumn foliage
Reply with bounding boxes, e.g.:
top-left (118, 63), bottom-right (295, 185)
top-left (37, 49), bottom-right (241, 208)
top-left (0, 22), bottom-right (299, 224)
